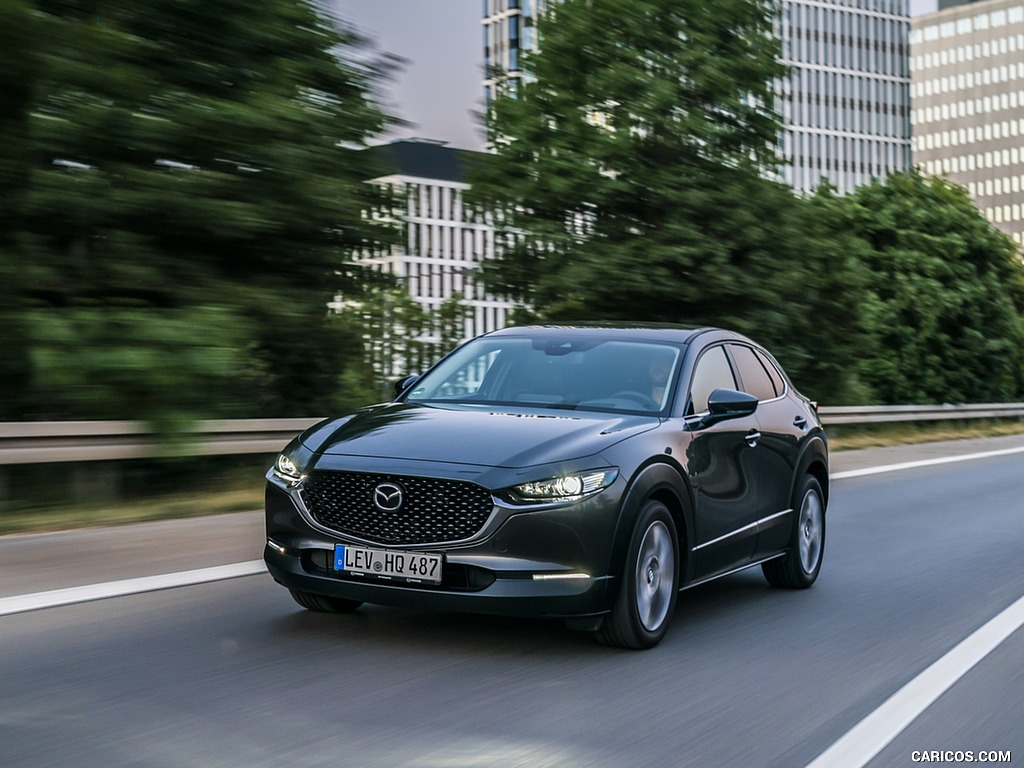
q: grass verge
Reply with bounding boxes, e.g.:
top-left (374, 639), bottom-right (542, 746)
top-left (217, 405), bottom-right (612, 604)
top-left (0, 483), bottom-right (264, 536)
top-left (826, 419), bottom-right (1024, 451)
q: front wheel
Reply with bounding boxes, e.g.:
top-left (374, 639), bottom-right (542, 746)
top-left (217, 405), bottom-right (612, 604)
top-left (597, 500), bottom-right (679, 649)
top-left (762, 475), bottom-right (825, 589)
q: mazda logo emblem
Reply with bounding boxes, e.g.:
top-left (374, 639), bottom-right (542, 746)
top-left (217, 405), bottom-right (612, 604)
top-left (373, 482), bottom-right (404, 512)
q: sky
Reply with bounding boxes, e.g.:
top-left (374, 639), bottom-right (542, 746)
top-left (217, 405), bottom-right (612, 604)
top-left (330, 0), bottom-right (939, 154)
top-left (330, 0), bottom-right (487, 151)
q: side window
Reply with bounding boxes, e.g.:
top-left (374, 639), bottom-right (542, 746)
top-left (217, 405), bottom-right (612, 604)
top-left (688, 346), bottom-right (737, 413)
top-left (754, 348), bottom-right (787, 396)
top-left (729, 345), bottom-right (777, 401)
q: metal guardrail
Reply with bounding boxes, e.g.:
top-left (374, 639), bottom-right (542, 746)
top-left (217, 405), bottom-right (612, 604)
top-left (818, 402), bottom-right (1024, 425)
top-left (1, 404), bottom-right (1023, 465)
top-left (0, 418), bottom-right (322, 466)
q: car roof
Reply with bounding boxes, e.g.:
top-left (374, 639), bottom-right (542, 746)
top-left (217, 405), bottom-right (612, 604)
top-left (483, 324), bottom-right (738, 346)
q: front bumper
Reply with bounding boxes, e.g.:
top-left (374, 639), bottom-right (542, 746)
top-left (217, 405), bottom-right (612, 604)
top-left (264, 542), bottom-right (612, 618)
top-left (264, 475), bottom-right (621, 619)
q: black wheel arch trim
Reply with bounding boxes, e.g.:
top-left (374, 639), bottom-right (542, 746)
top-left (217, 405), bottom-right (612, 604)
top-left (792, 433), bottom-right (829, 509)
top-left (609, 460), bottom-right (695, 588)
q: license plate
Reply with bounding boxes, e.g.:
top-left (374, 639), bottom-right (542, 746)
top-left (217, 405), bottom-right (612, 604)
top-left (334, 544), bottom-right (443, 584)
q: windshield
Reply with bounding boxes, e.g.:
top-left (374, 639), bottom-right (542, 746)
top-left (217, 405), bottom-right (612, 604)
top-left (404, 335), bottom-right (681, 415)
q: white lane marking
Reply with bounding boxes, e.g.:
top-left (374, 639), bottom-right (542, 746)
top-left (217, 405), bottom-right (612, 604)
top-left (805, 593), bottom-right (1024, 768)
top-left (832, 444), bottom-right (1024, 480)
top-left (0, 560), bottom-right (266, 617)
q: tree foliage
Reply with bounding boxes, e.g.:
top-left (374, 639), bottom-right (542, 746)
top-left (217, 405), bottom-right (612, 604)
top-left (0, 0), bottom-right (39, 419)
top-left (820, 171), bottom-right (1024, 404)
top-left (0, 0), bottom-right (37, 230)
top-left (469, 0), bottom-right (870, 402)
top-left (336, 287), bottom-right (473, 401)
top-left (472, 0), bottom-right (785, 300)
top-left (11, 0), bottom-right (398, 422)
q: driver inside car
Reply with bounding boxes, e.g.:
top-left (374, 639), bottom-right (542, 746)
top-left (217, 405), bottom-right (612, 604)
top-left (648, 353), bottom-right (673, 407)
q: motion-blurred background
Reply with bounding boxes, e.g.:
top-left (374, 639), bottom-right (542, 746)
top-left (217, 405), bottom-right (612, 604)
top-left (1, 0), bottom-right (1023, 523)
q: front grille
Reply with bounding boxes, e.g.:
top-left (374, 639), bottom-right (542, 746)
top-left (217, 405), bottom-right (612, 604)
top-left (303, 471), bottom-right (494, 545)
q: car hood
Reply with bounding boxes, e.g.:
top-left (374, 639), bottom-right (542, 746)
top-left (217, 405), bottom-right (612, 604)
top-left (301, 402), bottom-right (659, 469)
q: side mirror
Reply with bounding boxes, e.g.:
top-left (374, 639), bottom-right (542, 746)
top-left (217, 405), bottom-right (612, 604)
top-left (696, 388), bottom-right (758, 427)
top-left (394, 375), bottom-right (420, 398)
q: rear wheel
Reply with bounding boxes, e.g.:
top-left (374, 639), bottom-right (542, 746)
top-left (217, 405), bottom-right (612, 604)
top-left (597, 500), bottom-right (679, 650)
top-left (289, 589), bottom-right (363, 613)
top-left (762, 475), bottom-right (825, 589)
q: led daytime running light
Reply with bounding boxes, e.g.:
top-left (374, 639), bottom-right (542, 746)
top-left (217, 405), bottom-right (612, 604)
top-left (274, 453), bottom-right (303, 485)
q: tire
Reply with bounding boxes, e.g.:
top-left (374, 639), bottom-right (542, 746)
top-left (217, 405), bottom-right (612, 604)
top-left (762, 475), bottom-right (825, 589)
top-left (289, 589), bottom-right (363, 613)
top-left (597, 500), bottom-right (679, 650)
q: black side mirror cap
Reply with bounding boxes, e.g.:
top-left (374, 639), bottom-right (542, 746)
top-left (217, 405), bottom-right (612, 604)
top-left (691, 388), bottom-right (758, 428)
top-left (708, 388), bottom-right (758, 416)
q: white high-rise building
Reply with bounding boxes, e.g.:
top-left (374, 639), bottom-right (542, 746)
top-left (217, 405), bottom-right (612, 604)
top-left (348, 139), bottom-right (513, 341)
top-left (481, 0), bottom-right (913, 194)
top-left (911, 0), bottom-right (1024, 247)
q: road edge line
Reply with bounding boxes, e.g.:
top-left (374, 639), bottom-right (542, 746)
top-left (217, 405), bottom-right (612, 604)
top-left (0, 560), bottom-right (267, 617)
top-left (832, 445), bottom-right (1024, 480)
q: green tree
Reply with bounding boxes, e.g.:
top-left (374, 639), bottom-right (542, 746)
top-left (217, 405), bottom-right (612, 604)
top-left (0, 0), bottom-right (36, 232)
top-left (435, 292), bottom-right (474, 354)
top-left (0, 0), bottom-right (39, 418)
top-left (472, 0), bottom-right (785, 302)
top-left (336, 287), bottom-right (472, 401)
top-left (351, 285), bottom-right (433, 400)
top-left (469, 0), bottom-right (869, 402)
top-left (15, 0), bottom-right (398, 422)
top-left (827, 171), bottom-right (1024, 404)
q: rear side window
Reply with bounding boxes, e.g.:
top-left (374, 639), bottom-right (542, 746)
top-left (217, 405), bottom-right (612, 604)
top-left (754, 348), bottom-right (786, 396)
top-left (688, 346), bottom-right (737, 413)
top-left (729, 345), bottom-right (778, 401)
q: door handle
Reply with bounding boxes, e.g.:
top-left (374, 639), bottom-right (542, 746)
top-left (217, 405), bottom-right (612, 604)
top-left (793, 415), bottom-right (808, 429)
top-left (745, 430), bottom-right (761, 448)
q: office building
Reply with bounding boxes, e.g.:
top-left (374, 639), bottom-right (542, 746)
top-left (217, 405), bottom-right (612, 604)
top-left (778, 1), bottom-right (912, 193)
top-left (911, 0), bottom-right (1024, 247)
top-left (345, 139), bottom-right (512, 341)
top-left (482, 0), bottom-right (548, 103)
top-left (482, 0), bottom-right (913, 194)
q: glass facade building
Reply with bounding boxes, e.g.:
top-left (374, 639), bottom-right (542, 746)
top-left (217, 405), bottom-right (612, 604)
top-left (482, 0), bottom-right (913, 195)
top-left (911, 0), bottom-right (1024, 247)
top-left (779, 1), bottom-right (912, 193)
top-left (482, 0), bottom-right (547, 103)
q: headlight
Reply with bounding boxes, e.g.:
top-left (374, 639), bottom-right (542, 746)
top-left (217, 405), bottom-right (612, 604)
top-left (273, 453), bottom-right (304, 485)
top-left (510, 468), bottom-right (618, 503)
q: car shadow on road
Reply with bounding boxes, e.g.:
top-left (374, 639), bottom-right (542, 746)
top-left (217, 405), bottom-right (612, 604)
top-left (266, 569), bottom-right (792, 657)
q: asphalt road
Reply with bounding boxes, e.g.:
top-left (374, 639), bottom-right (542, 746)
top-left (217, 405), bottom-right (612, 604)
top-left (1, 436), bottom-right (1022, 768)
